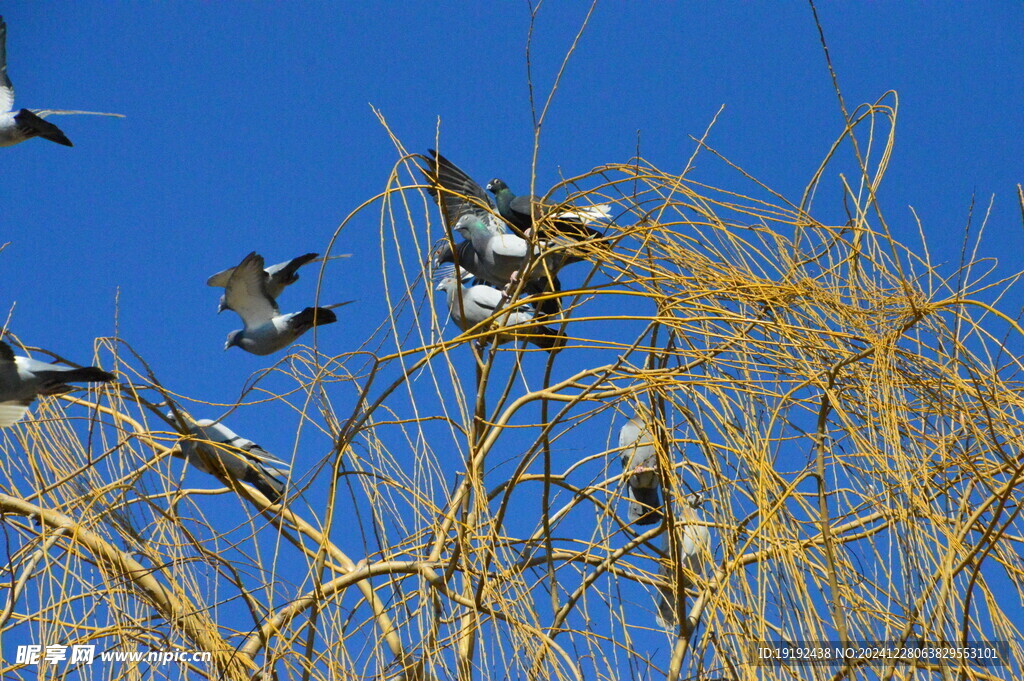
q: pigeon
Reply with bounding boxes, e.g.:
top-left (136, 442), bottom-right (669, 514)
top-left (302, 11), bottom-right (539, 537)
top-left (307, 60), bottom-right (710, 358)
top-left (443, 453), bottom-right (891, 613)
top-left (431, 237), bottom-right (562, 319)
top-left (207, 252), bottom-right (348, 313)
top-left (0, 16), bottom-right (73, 148)
top-left (222, 252), bottom-right (350, 356)
top-left (450, 213), bottom-right (567, 292)
top-left (170, 413), bottom-right (289, 503)
top-left (486, 178), bottom-right (611, 242)
top-left (656, 494), bottom-right (712, 629)
top-left (0, 339), bottom-right (114, 426)
top-left (618, 415), bottom-right (663, 526)
top-left (435, 265), bottom-right (564, 352)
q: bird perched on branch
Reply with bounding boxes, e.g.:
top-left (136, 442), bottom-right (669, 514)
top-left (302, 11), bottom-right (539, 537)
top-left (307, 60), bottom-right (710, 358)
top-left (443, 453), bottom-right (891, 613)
top-left (170, 413), bottom-right (290, 504)
top-left (0, 16), bottom-right (73, 147)
top-left (435, 264), bottom-right (564, 352)
top-left (486, 177), bottom-right (611, 243)
top-left (618, 413), bottom-right (664, 526)
top-left (207, 252), bottom-right (349, 314)
top-left (657, 493), bottom-right (712, 629)
top-left (221, 252), bottom-right (350, 355)
top-left (0, 339), bottom-right (114, 427)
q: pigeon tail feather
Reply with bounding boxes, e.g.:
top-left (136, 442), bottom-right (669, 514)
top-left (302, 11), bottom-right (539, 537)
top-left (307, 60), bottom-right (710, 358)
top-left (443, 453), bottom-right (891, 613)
top-left (15, 109), bottom-right (72, 146)
top-left (291, 306), bottom-right (339, 334)
top-left (34, 367), bottom-right (115, 394)
top-left (244, 468), bottom-right (286, 504)
top-left (628, 485), bottom-right (662, 525)
top-left (525, 325), bottom-right (566, 352)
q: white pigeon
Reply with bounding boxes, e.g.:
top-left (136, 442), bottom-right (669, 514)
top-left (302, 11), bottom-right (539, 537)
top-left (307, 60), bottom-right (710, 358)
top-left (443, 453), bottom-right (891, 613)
top-left (435, 265), bottom-right (564, 351)
top-left (207, 252), bottom-right (350, 313)
top-left (222, 252), bottom-right (350, 356)
top-left (171, 413), bottom-right (290, 503)
top-left (618, 415), bottom-right (662, 525)
top-left (0, 339), bottom-right (114, 426)
top-left (0, 16), bottom-right (73, 148)
top-left (657, 494), bottom-right (712, 629)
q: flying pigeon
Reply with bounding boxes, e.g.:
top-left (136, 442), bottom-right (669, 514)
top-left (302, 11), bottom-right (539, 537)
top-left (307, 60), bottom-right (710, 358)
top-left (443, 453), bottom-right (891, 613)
top-left (435, 265), bottom-right (564, 351)
top-left (618, 415), bottom-right (663, 526)
top-left (656, 493), bottom-right (712, 629)
top-left (222, 252), bottom-right (349, 356)
top-left (170, 413), bottom-right (289, 504)
top-left (207, 252), bottom-right (348, 313)
top-left (486, 178), bottom-right (611, 243)
top-left (0, 339), bottom-right (114, 426)
top-left (0, 16), bottom-right (73, 148)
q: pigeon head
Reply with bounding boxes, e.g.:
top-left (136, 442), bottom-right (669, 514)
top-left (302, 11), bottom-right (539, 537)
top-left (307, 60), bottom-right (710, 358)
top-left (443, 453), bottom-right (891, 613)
top-left (224, 330), bottom-right (243, 351)
top-left (431, 239), bottom-right (455, 268)
top-left (433, 263), bottom-right (458, 292)
top-left (486, 178), bottom-right (508, 195)
top-left (454, 214), bottom-right (491, 240)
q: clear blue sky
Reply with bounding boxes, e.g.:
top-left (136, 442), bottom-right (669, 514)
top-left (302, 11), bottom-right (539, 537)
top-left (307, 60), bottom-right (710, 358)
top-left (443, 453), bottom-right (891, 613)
top-left (3, 1), bottom-right (1023, 677)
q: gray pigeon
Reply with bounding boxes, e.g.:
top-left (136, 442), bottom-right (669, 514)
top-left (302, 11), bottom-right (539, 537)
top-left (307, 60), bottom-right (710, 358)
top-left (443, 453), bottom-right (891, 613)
top-left (618, 414), bottom-right (662, 525)
top-left (486, 177), bottom-right (611, 242)
top-left (451, 213), bottom-right (566, 290)
top-left (657, 494), bottom-right (712, 629)
top-left (435, 265), bottom-right (564, 351)
top-left (207, 252), bottom-right (349, 313)
top-left (222, 252), bottom-right (350, 356)
top-left (0, 16), bottom-right (72, 148)
top-left (171, 413), bottom-right (289, 504)
top-left (0, 339), bottom-right (114, 426)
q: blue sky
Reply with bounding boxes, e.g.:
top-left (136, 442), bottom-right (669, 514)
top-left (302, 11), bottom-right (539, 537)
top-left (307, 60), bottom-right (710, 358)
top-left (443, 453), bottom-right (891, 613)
top-left (3, 2), bottom-right (1023, 678)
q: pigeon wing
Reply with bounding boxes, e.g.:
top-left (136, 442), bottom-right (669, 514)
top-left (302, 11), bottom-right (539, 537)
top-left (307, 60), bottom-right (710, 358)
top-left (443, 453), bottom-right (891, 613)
top-left (205, 265), bottom-right (235, 289)
top-left (223, 252), bottom-right (279, 328)
top-left (488, 234), bottom-right (530, 260)
top-left (424, 150), bottom-right (505, 234)
top-left (0, 17), bottom-right (13, 113)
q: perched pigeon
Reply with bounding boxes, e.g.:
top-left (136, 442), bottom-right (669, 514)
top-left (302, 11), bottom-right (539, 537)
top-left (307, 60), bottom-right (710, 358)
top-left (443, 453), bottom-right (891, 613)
top-left (170, 414), bottom-right (289, 503)
top-left (486, 178), bottom-right (610, 242)
top-left (435, 265), bottom-right (564, 351)
top-left (0, 339), bottom-right (114, 426)
top-left (656, 494), bottom-right (712, 629)
top-left (207, 252), bottom-right (348, 314)
top-left (0, 17), bottom-right (72, 148)
top-left (431, 237), bottom-right (562, 319)
top-left (223, 252), bottom-right (349, 356)
top-left (451, 213), bottom-right (567, 291)
top-left (618, 415), bottom-right (662, 526)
